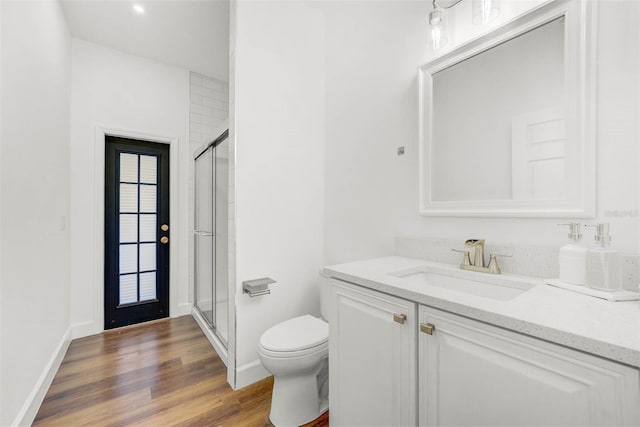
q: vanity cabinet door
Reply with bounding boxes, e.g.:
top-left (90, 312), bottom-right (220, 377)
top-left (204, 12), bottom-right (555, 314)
top-left (418, 305), bottom-right (640, 426)
top-left (329, 280), bottom-right (417, 427)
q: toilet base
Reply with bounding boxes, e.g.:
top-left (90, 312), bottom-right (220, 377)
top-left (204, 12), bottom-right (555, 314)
top-left (268, 360), bottom-right (329, 427)
top-left (269, 376), bottom-right (319, 426)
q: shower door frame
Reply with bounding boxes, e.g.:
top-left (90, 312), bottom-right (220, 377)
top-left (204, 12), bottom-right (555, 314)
top-left (193, 129), bottom-right (229, 348)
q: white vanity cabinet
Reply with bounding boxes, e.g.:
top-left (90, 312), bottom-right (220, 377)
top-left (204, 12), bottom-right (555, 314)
top-left (418, 305), bottom-right (640, 426)
top-left (328, 278), bottom-right (640, 427)
top-left (329, 279), bottom-right (417, 427)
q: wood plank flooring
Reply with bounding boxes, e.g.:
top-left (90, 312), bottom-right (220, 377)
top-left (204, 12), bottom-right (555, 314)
top-left (34, 316), bottom-right (329, 427)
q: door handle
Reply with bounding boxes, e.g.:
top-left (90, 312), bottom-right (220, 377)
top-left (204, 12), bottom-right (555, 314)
top-left (393, 313), bottom-right (407, 324)
top-left (193, 230), bottom-right (214, 236)
top-left (420, 323), bottom-right (435, 335)
top-left (160, 236), bottom-right (169, 244)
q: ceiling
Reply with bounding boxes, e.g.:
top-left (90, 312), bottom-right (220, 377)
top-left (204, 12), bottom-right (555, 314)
top-left (61, 0), bottom-right (229, 82)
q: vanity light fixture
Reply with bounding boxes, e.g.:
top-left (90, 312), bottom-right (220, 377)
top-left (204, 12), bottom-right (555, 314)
top-left (428, 0), bottom-right (500, 50)
top-left (428, 0), bottom-right (451, 50)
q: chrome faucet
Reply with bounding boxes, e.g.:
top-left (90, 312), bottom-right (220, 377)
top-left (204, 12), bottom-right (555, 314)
top-left (452, 239), bottom-right (510, 274)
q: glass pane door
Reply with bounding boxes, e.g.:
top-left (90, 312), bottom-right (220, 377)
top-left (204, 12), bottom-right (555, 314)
top-left (214, 138), bottom-right (229, 344)
top-left (193, 131), bottom-right (229, 348)
top-left (194, 146), bottom-right (214, 327)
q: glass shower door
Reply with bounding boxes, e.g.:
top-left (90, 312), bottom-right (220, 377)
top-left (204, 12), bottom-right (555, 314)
top-left (214, 137), bottom-right (229, 344)
top-left (193, 130), bottom-right (229, 347)
top-left (194, 146), bottom-right (214, 327)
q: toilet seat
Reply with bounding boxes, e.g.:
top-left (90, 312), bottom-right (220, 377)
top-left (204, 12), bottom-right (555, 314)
top-left (259, 315), bottom-right (328, 354)
top-left (259, 341), bottom-right (328, 359)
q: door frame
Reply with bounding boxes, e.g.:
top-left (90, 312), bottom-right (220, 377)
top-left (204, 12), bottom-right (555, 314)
top-left (93, 126), bottom-right (181, 334)
top-left (104, 136), bottom-right (170, 329)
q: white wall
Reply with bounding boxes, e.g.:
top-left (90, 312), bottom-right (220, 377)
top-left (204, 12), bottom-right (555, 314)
top-left (324, 1), bottom-right (430, 264)
top-left (233, 0), bottom-right (325, 386)
top-left (0, 1), bottom-right (71, 424)
top-left (324, 0), bottom-right (640, 266)
top-left (69, 39), bottom-right (191, 337)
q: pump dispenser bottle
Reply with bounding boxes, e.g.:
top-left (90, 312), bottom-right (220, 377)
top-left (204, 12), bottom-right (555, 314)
top-left (558, 223), bottom-right (588, 286)
top-left (585, 223), bottom-right (621, 291)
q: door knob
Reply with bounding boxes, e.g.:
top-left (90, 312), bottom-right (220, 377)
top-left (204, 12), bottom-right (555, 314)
top-left (161, 224), bottom-right (169, 231)
top-left (160, 236), bottom-right (169, 244)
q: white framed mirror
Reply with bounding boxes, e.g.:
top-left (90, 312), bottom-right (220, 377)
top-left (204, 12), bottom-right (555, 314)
top-left (418, 0), bottom-right (596, 217)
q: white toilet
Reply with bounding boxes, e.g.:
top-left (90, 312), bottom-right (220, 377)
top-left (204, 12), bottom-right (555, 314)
top-left (258, 279), bottom-right (330, 426)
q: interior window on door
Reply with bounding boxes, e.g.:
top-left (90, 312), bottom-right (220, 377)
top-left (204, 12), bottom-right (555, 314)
top-left (118, 152), bottom-right (159, 305)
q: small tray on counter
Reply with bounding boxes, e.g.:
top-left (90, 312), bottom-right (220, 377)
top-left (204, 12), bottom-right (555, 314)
top-left (545, 278), bottom-right (639, 301)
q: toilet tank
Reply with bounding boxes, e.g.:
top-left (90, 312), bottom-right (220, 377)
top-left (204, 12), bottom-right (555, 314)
top-left (319, 274), bottom-right (331, 322)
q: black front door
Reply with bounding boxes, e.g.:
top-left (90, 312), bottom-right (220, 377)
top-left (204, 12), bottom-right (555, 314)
top-left (105, 136), bottom-right (170, 329)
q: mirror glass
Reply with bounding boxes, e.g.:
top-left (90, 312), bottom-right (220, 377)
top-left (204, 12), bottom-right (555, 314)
top-left (431, 18), bottom-right (565, 202)
top-left (419, 0), bottom-right (595, 217)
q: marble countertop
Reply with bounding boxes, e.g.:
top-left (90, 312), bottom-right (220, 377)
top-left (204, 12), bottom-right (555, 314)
top-left (323, 256), bottom-right (640, 368)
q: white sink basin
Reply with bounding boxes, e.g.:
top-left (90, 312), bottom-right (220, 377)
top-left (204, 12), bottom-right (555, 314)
top-left (389, 267), bottom-right (535, 301)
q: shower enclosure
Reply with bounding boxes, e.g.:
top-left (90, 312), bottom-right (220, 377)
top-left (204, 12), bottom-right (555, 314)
top-left (194, 130), bottom-right (229, 346)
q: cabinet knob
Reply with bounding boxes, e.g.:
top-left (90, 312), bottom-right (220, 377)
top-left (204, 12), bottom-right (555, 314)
top-left (420, 323), bottom-right (435, 335)
top-left (393, 313), bottom-right (407, 324)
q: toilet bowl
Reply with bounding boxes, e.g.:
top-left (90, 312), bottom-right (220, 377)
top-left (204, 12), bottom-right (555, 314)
top-left (258, 277), bottom-right (331, 426)
top-left (258, 315), bottom-right (329, 426)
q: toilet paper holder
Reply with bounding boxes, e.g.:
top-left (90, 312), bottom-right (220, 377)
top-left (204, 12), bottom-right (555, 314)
top-left (243, 277), bottom-right (276, 297)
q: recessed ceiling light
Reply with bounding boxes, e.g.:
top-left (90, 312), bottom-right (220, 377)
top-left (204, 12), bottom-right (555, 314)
top-left (132, 4), bottom-right (145, 15)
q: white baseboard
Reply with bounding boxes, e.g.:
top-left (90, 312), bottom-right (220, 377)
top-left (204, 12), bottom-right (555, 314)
top-left (235, 359), bottom-right (270, 390)
top-left (173, 302), bottom-right (193, 317)
top-left (191, 307), bottom-right (228, 366)
top-left (71, 320), bottom-right (99, 339)
top-left (226, 349), bottom-right (237, 389)
top-left (12, 327), bottom-right (71, 427)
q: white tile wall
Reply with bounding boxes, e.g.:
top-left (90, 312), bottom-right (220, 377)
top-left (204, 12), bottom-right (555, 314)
top-left (189, 72), bottom-right (229, 154)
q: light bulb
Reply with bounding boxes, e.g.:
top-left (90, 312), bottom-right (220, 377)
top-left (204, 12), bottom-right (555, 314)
top-left (431, 26), bottom-right (443, 50)
top-left (428, 7), bottom-right (449, 50)
top-left (472, 0), bottom-right (500, 25)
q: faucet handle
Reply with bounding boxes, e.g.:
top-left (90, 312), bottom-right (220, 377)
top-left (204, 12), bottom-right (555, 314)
top-left (487, 253), bottom-right (512, 274)
top-left (451, 249), bottom-right (472, 267)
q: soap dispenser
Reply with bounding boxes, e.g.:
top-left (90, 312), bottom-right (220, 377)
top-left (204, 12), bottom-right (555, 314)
top-left (585, 223), bottom-right (621, 291)
top-left (558, 223), bottom-right (588, 286)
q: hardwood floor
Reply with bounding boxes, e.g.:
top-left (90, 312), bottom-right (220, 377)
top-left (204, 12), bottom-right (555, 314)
top-left (34, 316), bottom-right (329, 427)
